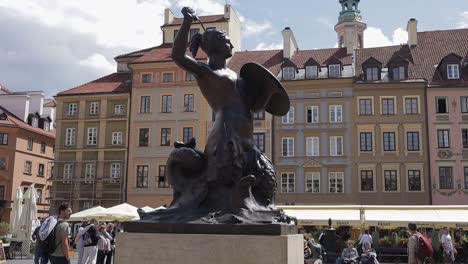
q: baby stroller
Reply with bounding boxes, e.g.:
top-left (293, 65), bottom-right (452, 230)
top-left (359, 252), bottom-right (379, 264)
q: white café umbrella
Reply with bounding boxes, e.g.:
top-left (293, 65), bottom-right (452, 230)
top-left (95, 203), bottom-right (139, 221)
top-left (17, 185), bottom-right (38, 240)
top-left (69, 206), bottom-right (107, 221)
top-left (9, 187), bottom-right (23, 238)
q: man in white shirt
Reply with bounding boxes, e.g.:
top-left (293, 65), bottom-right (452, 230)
top-left (441, 227), bottom-right (455, 263)
top-left (359, 229), bottom-right (373, 251)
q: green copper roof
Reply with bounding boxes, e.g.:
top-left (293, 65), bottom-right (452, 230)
top-left (337, 0), bottom-right (363, 24)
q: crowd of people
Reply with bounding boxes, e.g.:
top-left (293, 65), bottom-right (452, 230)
top-left (31, 203), bottom-right (121, 264)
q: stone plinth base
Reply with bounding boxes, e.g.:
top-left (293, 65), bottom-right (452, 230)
top-left (115, 232), bottom-right (303, 264)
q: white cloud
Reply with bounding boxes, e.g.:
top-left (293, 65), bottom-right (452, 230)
top-left (364, 27), bottom-right (408, 48)
top-left (317, 17), bottom-right (334, 30)
top-left (459, 11), bottom-right (468, 28)
top-left (78, 54), bottom-right (115, 74)
top-left (243, 20), bottom-right (273, 37)
top-left (173, 0), bottom-right (225, 16)
top-left (255, 42), bottom-right (282, 50)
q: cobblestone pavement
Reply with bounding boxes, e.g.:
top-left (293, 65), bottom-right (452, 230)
top-left (7, 254), bottom-right (79, 264)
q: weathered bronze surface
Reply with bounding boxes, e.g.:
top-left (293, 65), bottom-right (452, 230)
top-left (135, 7), bottom-right (293, 227)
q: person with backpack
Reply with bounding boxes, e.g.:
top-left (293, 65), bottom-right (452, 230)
top-left (44, 203), bottom-right (73, 264)
top-left (407, 222), bottom-right (434, 264)
top-left (32, 218), bottom-right (48, 264)
top-left (81, 218), bottom-right (99, 264)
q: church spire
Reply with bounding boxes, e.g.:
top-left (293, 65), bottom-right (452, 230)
top-left (335, 0), bottom-right (367, 55)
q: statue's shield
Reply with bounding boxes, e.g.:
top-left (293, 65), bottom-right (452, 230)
top-left (240, 62), bottom-right (290, 116)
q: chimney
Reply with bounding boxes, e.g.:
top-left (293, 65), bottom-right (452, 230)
top-left (282, 27), bottom-right (299, 59)
top-left (224, 5), bottom-right (231, 19)
top-left (164, 8), bottom-right (174, 25)
top-left (407, 18), bottom-right (418, 46)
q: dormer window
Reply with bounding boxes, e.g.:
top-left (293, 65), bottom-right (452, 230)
top-left (328, 64), bottom-right (341, 78)
top-left (447, 64), bottom-right (459, 79)
top-left (366, 67), bottom-right (379, 81)
top-left (283, 67), bottom-right (295, 80)
top-left (305, 66), bottom-right (318, 79)
top-left (31, 117), bottom-right (38, 128)
top-left (43, 121), bottom-right (50, 131)
top-left (391, 66), bottom-right (406, 80)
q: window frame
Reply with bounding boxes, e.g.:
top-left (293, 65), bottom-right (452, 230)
top-left (253, 133), bottom-right (265, 153)
top-left (282, 107), bottom-right (294, 124)
top-left (161, 95), bottom-right (172, 113)
top-left (281, 137), bottom-right (294, 157)
top-left (89, 102), bottom-right (99, 116)
top-left (365, 67), bottom-right (379, 81)
top-left (306, 106), bottom-right (319, 123)
top-left (406, 131), bottom-right (420, 152)
top-left (305, 172), bottom-right (320, 193)
top-left (437, 129), bottom-right (450, 148)
top-left (183, 94), bottom-right (195, 112)
top-left (305, 65), bottom-right (318, 79)
top-left (329, 172), bottom-right (344, 193)
top-left (461, 96), bottom-right (468, 113)
top-left (328, 64), bottom-right (341, 78)
top-left (185, 71), bottom-right (196, 82)
top-left (282, 67), bottom-right (295, 80)
top-left (85, 163), bottom-right (95, 183)
top-left (360, 170), bottom-right (374, 192)
top-left (404, 97), bottom-right (419, 114)
top-left (27, 138), bottom-right (33, 151)
top-left (38, 163), bottom-right (45, 177)
top-left (280, 172), bottom-right (295, 193)
top-left (65, 128), bottom-right (76, 146)
top-left (0, 133), bottom-right (7, 145)
top-left (439, 167), bottom-right (453, 189)
top-left (330, 136), bottom-right (343, 156)
top-left (63, 163), bottom-right (73, 183)
top-left (139, 128), bottom-right (149, 147)
top-left (383, 132), bottom-right (396, 151)
top-left (381, 97), bottom-right (396, 115)
top-left (463, 129), bottom-right (468, 148)
top-left (87, 127), bottom-right (98, 146)
top-left (114, 104), bottom-right (125, 115)
top-left (140, 96), bottom-right (151, 113)
top-left (183, 127), bottom-right (193, 143)
top-left (141, 73), bottom-right (153, 83)
top-left (306, 137), bottom-right (319, 157)
top-left (112, 131), bottom-right (123, 145)
top-left (391, 66), bottom-right (406, 80)
top-left (408, 170), bottom-right (422, 192)
top-left (110, 163), bottom-right (121, 179)
top-left (359, 98), bottom-right (373, 115)
top-left (447, 64), bottom-right (460, 80)
top-left (160, 128), bottom-right (171, 146)
top-left (360, 132), bottom-right (373, 152)
top-left (136, 165), bottom-right (149, 188)
top-left (162, 72), bottom-right (174, 83)
top-left (435, 96), bottom-right (449, 114)
top-left (67, 103), bottom-right (77, 117)
top-left (384, 170), bottom-right (398, 192)
top-left (329, 105), bottom-right (343, 123)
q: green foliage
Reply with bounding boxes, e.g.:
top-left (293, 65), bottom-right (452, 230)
top-left (0, 223), bottom-right (10, 237)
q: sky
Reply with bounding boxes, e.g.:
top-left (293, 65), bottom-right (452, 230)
top-left (0, 0), bottom-right (467, 96)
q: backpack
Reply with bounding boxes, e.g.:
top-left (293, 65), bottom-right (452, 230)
top-left (39, 220), bottom-right (63, 254)
top-left (83, 226), bottom-right (99, 247)
top-left (415, 233), bottom-right (434, 261)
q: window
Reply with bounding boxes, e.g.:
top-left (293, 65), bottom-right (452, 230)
top-left (360, 170), bottom-right (374, 192)
top-left (63, 164), bottom-right (73, 183)
top-left (360, 132), bottom-right (372, 152)
top-left (161, 95), bottom-right (172, 113)
top-left (436, 96), bottom-right (448, 113)
top-left (447, 64), bottom-right (460, 79)
top-left (67, 103), bottom-right (77, 116)
top-left (87, 127), bottom-right (98, 145)
top-left (89, 102), bottom-right (99, 115)
top-left (439, 167), bottom-right (453, 189)
top-left (183, 127), bottom-right (193, 143)
top-left (157, 165), bottom-right (169, 188)
top-left (383, 132), bottom-right (396, 151)
top-left (31, 117), bottom-right (39, 128)
top-left (392, 66), bottom-right (405, 80)
top-left (253, 133), bottom-right (265, 152)
top-left (65, 128), bottom-right (76, 146)
top-left (282, 67), bottom-right (295, 80)
top-left (461, 96), bottom-right (468, 113)
top-left (0, 186), bottom-right (4, 200)
top-left (405, 98), bottom-right (418, 114)
top-left (328, 64), bottom-right (341, 78)
top-left (136, 165), bottom-right (148, 188)
top-left (184, 94), bottom-right (194, 112)
top-left (253, 111), bottom-right (265, 120)
top-left (282, 137), bottom-right (294, 157)
top-left (24, 161), bottom-right (32, 175)
top-left (281, 173), bottom-right (295, 193)
top-left (382, 98), bottom-right (395, 115)
top-left (185, 71), bottom-right (196, 82)
top-left (27, 138), bottom-right (33, 151)
top-left (112, 132), bottom-right (123, 145)
top-left (0, 158), bottom-right (6, 170)
top-left (140, 96), bottom-right (151, 113)
top-left (306, 106), bottom-right (319, 123)
top-left (407, 132), bottom-right (420, 151)
top-left (189, 28), bottom-right (200, 40)
top-left (162, 73), bottom-right (174, 83)
top-left (465, 167), bottom-right (468, 189)
top-left (141, 73), bottom-right (152, 83)
top-left (139, 128), bottom-right (149, 146)
top-left (40, 142), bottom-right (46, 153)
top-left (437, 129), bottom-right (450, 148)
top-left (330, 136), bottom-right (343, 156)
top-left (408, 170), bottom-right (421, 191)
top-left (111, 163), bottom-right (121, 179)
top-left (35, 164), bottom-right (44, 177)
top-left (463, 129), bottom-right (468, 148)
top-left (366, 67), bottom-right (379, 81)
top-left (359, 99), bottom-right (372, 115)
top-left (36, 189), bottom-right (42, 204)
top-left (43, 121), bottom-right (50, 131)
top-left (85, 163), bottom-right (95, 183)
top-left (161, 128), bottom-right (171, 146)
top-left (306, 137), bottom-right (319, 156)
top-left (305, 66), bottom-right (318, 79)
top-left (329, 172), bottom-right (344, 193)
top-left (0, 133), bottom-right (8, 145)
top-left (384, 170), bottom-right (398, 191)
top-left (329, 105), bottom-right (342, 123)
top-left (114, 104), bottom-right (125, 115)
top-left (305, 172), bottom-right (320, 193)
top-left (282, 107), bottom-right (294, 124)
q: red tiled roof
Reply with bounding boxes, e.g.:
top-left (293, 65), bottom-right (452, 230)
top-left (43, 100), bottom-right (56, 107)
top-left (0, 106), bottom-right (55, 138)
top-left (356, 28), bottom-right (468, 85)
top-left (228, 48), bottom-right (352, 76)
top-left (130, 43), bottom-right (207, 64)
top-left (228, 49), bottom-right (284, 75)
top-left (57, 72), bottom-right (131, 96)
top-left (114, 46), bottom-right (156, 60)
top-left (168, 15), bottom-right (227, 26)
top-left (0, 84), bottom-right (12, 94)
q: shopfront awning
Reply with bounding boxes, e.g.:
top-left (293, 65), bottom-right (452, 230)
top-left (280, 206), bottom-right (362, 226)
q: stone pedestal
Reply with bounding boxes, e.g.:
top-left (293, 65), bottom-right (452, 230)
top-left (115, 232), bottom-right (303, 264)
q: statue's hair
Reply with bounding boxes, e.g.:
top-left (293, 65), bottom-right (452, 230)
top-left (190, 28), bottom-right (229, 57)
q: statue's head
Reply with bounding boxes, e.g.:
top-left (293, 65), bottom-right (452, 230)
top-left (190, 28), bottom-right (234, 59)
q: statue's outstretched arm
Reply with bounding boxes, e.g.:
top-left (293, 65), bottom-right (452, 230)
top-left (172, 7), bottom-right (204, 76)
